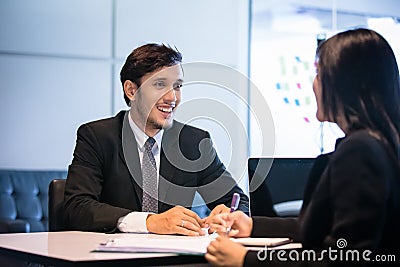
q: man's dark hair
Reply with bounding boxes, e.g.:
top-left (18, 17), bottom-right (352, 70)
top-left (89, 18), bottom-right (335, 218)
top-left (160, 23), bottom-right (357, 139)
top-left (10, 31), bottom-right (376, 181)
top-left (120, 43), bottom-right (182, 106)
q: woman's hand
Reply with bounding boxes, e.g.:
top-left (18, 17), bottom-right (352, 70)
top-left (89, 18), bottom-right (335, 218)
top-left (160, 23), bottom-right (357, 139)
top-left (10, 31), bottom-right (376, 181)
top-left (208, 211), bottom-right (253, 237)
top-left (205, 235), bottom-right (247, 267)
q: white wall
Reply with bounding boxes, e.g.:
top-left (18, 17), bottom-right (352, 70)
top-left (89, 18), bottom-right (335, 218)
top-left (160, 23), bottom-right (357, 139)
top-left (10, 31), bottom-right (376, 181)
top-left (0, 0), bottom-right (113, 170)
top-left (0, 0), bottom-right (251, 186)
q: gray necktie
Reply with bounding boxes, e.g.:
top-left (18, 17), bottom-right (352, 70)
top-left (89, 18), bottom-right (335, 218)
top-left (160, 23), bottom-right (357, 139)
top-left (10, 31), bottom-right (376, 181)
top-left (142, 137), bottom-right (158, 213)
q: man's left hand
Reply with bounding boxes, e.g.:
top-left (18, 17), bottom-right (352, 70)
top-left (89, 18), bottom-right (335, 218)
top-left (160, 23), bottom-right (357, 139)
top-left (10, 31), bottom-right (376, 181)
top-left (203, 204), bottom-right (230, 226)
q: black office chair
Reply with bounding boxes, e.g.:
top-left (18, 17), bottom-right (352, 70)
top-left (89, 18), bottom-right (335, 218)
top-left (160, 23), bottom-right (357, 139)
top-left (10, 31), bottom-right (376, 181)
top-left (48, 179), bottom-right (66, 231)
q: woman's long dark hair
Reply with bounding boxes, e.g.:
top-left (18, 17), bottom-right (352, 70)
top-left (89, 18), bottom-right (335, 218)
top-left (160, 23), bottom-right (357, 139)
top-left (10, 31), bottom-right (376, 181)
top-left (316, 28), bottom-right (400, 157)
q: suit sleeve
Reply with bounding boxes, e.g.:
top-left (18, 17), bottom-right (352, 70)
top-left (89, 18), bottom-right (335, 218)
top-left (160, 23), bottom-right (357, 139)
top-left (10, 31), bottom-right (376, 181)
top-left (318, 137), bottom-right (391, 250)
top-left (63, 124), bottom-right (131, 232)
top-left (195, 132), bottom-right (249, 214)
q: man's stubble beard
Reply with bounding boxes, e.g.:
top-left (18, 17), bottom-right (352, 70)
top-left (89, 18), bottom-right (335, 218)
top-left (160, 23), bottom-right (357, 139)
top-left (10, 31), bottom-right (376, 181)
top-left (133, 101), bottom-right (174, 132)
top-left (145, 112), bottom-right (174, 131)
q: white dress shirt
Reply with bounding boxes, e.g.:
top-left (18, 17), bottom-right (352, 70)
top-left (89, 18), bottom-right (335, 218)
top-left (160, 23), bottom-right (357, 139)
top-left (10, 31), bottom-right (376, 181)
top-left (117, 111), bottom-right (163, 233)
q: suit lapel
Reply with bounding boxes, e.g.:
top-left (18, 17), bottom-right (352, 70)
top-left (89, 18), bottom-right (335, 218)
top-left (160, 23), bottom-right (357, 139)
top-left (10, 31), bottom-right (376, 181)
top-left (120, 111), bottom-right (143, 206)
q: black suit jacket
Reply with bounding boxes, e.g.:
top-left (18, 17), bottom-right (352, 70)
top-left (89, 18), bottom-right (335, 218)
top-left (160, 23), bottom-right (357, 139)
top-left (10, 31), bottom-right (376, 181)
top-left (64, 111), bottom-right (249, 232)
top-left (245, 130), bottom-right (400, 266)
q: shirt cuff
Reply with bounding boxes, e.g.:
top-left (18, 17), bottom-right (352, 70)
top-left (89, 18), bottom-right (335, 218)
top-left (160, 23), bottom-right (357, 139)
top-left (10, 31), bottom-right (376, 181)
top-left (117, 212), bottom-right (153, 233)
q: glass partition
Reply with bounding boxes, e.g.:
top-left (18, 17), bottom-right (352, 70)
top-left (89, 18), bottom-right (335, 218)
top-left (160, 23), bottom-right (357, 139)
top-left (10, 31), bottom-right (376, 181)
top-left (250, 0), bottom-right (400, 157)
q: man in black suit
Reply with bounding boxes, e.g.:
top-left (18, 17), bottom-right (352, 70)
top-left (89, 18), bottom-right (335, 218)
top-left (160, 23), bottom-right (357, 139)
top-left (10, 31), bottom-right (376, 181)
top-left (63, 43), bottom-right (249, 235)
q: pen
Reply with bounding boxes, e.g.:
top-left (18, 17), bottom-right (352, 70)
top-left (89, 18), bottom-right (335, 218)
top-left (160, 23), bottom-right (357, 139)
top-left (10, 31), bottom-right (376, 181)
top-left (226, 193), bottom-right (240, 235)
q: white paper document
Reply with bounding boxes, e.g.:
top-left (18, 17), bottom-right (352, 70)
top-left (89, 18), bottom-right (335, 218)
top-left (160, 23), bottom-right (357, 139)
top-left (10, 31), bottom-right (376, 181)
top-left (93, 234), bottom-right (293, 255)
top-left (94, 234), bottom-right (216, 255)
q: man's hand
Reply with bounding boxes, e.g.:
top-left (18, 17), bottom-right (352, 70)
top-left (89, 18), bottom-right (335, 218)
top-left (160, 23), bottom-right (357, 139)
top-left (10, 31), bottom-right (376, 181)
top-left (203, 204), bottom-right (230, 226)
top-left (146, 206), bottom-right (205, 236)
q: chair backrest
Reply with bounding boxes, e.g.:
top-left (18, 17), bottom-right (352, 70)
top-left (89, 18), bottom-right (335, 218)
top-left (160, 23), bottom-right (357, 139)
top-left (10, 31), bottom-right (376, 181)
top-left (248, 158), bottom-right (314, 216)
top-left (48, 179), bottom-right (66, 231)
top-left (0, 170), bottom-right (67, 233)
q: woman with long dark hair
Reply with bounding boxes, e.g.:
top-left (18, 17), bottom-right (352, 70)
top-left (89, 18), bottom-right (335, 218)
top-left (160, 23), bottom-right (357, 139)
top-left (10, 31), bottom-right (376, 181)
top-left (205, 28), bottom-right (400, 266)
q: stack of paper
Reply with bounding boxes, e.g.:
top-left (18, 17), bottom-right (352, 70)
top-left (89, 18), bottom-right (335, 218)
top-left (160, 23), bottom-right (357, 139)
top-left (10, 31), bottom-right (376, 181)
top-left (94, 235), bottom-right (215, 255)
top-left (93, 234), bottom-right (293, 255)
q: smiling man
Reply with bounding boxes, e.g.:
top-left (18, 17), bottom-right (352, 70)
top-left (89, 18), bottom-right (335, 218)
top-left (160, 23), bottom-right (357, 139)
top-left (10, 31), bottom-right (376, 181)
top-left (63, 44), bottom-right (249, 235)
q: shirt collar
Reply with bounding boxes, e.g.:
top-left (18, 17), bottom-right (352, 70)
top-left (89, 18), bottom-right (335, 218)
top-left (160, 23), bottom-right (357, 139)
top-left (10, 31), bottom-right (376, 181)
top-left (334, 136), bottom-right (346, 150)
top-left (128, 111), bottom-right (163, 153)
